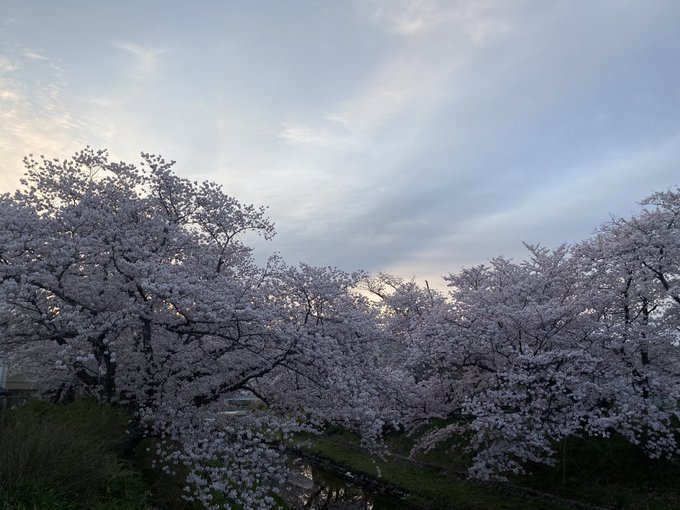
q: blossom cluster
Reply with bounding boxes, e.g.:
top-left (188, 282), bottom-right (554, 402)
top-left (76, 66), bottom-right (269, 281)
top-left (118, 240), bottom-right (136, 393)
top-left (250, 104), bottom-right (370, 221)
top-left (1, 148), bottom-right (679, 506)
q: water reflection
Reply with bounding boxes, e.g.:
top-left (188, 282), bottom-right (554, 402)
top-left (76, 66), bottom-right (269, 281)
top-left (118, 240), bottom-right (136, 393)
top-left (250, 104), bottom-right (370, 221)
top-left (282, 459), bottom-right (416, 510)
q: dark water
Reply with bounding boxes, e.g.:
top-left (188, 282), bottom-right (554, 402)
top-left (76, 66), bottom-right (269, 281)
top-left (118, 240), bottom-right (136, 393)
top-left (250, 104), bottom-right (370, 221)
top-left (282, 460), bottom-right (417, 510)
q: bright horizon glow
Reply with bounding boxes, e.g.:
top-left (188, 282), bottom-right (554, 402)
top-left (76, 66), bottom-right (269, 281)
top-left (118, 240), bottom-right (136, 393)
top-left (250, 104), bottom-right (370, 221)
top-left (1, 1), bottom-right (679, 289)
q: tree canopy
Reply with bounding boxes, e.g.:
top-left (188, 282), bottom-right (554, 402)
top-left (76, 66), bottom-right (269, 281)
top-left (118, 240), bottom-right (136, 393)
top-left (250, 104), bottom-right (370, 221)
top-left (1, 148), bottom-right (679, 507)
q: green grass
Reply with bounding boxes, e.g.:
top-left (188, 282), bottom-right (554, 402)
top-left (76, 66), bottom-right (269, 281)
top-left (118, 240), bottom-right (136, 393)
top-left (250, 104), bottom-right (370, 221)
top-left (293, 424), bottom-right (680, 510)
top-left (518, 435), bottom-right (680, 510)
top-left (0, 399), bottom-right (149, 510)
top-left (0, 400), bottom-right (247, 510)
top-left (293, 430), bottom-right (566, 510)
top-left (5, 400), bottom-right (677, 509)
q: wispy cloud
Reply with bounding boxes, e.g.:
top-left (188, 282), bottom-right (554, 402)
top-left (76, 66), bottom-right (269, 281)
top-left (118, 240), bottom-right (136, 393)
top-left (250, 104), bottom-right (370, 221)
top-left (256, 2), bottom-right (524, 271)
top-left (114, 41), bottom-right (166, 79)
top-left (358, 0), bottom-right (514, 39)
top-left (362, 0), bottom-right (440, 35)
top-left (0, 88), bottom-right (20, 101)
top-left (325, 56), bottom-right (456, 137)
top-left (1, 0), bottom-right (678, 286)
top-left (23, 49), bottom-right (48, 61)
top-left (278, 122), bottom-right (353, 148)
top-left (115, 41), bottom-right (165, 59)
top-left (287, 1), bottom-right (517, 148)
top-left (0, 50), bottom-right (85, 193)
top-left (0, 38), bottom-right (168, 196)
top-left (0, 56), bottom-right (17, 73)
top-left (274, 58), bottom-right (451, 154)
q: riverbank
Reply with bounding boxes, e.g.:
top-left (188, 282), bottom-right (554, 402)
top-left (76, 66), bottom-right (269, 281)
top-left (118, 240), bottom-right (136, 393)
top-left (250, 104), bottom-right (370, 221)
top-left (290, 427), bottom-right (680, 510)
top-left (290, 433), bottom-right (571, 510)
top-left (2, 400), bottom-right (678, 509)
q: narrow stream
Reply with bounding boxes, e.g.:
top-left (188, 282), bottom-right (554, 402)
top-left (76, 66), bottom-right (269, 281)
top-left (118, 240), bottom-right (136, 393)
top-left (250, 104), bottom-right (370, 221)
top-left (281, 459), bottom-right (418, 510)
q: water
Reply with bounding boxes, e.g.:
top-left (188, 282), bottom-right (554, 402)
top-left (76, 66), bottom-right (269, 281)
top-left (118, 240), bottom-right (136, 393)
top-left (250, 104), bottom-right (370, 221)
top-left (282, 458), bottom-right (418, 510)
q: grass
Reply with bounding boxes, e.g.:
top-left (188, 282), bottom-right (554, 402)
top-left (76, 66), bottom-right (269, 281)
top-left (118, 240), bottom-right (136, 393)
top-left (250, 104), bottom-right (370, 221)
top-left (519, 434), bottom-right (680, 510)
top-left (0, 398), bottom-right (291, 510)
top-left (293, 424), bottom-right (680, 510)
top-left (4, 399), bottom-right (678, 509)
top-left (293, 428), bottom-right (567, 510)
top-left (0, 399), bottom-right (149, 510)
top-left (129, 436), bottom-right (209, 510)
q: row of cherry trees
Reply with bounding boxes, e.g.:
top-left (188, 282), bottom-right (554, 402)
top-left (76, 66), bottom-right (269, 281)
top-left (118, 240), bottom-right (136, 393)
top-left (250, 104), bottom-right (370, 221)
top-left (1, 148), bottom-right (678, 508)
top-left (368, 189), bottom-right (680, 479)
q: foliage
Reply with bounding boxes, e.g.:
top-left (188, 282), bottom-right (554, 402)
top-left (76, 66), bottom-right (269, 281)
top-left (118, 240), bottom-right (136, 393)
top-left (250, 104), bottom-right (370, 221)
top-left (298, 425), bottom-right (680, 509)
top-left (0, 148), bottom-right (393, 509)
top-left (520, 434), bottom-right (680, 509)
top-left (369, 191), bottom-right (680, 479)
top-left (0, 399), bottom-right (148, 510)
top-left (296, 429), bottom-right (567, 510)
top-left (1, 146), bottom-right (679, 504)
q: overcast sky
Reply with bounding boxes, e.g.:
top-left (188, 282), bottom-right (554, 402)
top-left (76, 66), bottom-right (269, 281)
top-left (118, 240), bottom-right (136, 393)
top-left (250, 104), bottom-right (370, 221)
top-left (1, 1), bottom-right (679, 287)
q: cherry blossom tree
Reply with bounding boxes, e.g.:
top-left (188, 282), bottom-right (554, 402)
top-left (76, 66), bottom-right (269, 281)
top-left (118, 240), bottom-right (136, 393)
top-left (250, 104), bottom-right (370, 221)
top-left (572, 189), bottom-right (680, 461)
top-left (360, 273), bottom-right (453, 422)
top-left (3, 146), bottom-right (678, 496)
top-left (251, 264), bottom-right (407, 446)
top-left (407, 245), bottom-right (610, 477)
top-left (400, 193), bottom-right (680, 479)
top-left (0, 148), bottom-right (390, 509)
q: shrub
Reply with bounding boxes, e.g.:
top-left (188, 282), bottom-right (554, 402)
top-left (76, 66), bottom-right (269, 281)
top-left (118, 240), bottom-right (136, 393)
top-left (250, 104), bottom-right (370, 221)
top-left (0, 400), bottom-right (148, 510)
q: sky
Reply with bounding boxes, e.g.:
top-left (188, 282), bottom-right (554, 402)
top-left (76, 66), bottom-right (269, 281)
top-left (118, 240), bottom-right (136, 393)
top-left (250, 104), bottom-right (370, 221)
top-left (1, 0), bottom-right (679, 288)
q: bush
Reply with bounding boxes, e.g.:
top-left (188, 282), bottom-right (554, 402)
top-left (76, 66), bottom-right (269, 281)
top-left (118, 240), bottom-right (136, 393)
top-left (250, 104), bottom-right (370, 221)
top-left (0, 400), bottom-right (149, 510)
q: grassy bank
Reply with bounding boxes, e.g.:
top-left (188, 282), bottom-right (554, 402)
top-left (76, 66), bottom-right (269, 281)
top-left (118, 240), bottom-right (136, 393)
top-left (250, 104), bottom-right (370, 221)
top-left (0, 400), bottom-right (289, 510)
top-left (3, 400), bottom-right (678, 509)
top-left (518, 434), bottom-right (680, 509)
top-left (294, 430), bottom-right (563, 510)
top-left (293, 425), bottom-right (680, 510)
top-left (0, 400), bottom-right (206, 510)
top-left (0, 399), bottom-right (148, 510)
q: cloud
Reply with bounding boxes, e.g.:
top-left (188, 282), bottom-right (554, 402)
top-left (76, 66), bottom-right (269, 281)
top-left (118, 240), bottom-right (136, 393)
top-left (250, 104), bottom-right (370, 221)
top-left (23, 50), bottom-right (48, 61)
top-left (282, 1), bottom-right (519, 154)
top-left (2, 0), bottom-right (678, 289)
top-left (325, 56), bottom-right (456, 138)
top-left (380, 128), bottom-right (680, 288)
top-left (0, 51), bottom-right (85, 194)
top-left (278, 122), bottom-right (352, 148)
top-left (248, 2), bottom-right (525, 271)
top-left (115, 41), bottom-right (165, 59)
top-left (0, 83), bottom-right (20, 101)
top-left (358, 0), bottom-right (515, 39)
top-left (0, 56), bottom-right (17, 73)
top-left (114, 41), bottom-right (166, 79)
top-left (361, 0), bottom-right (440, 35)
